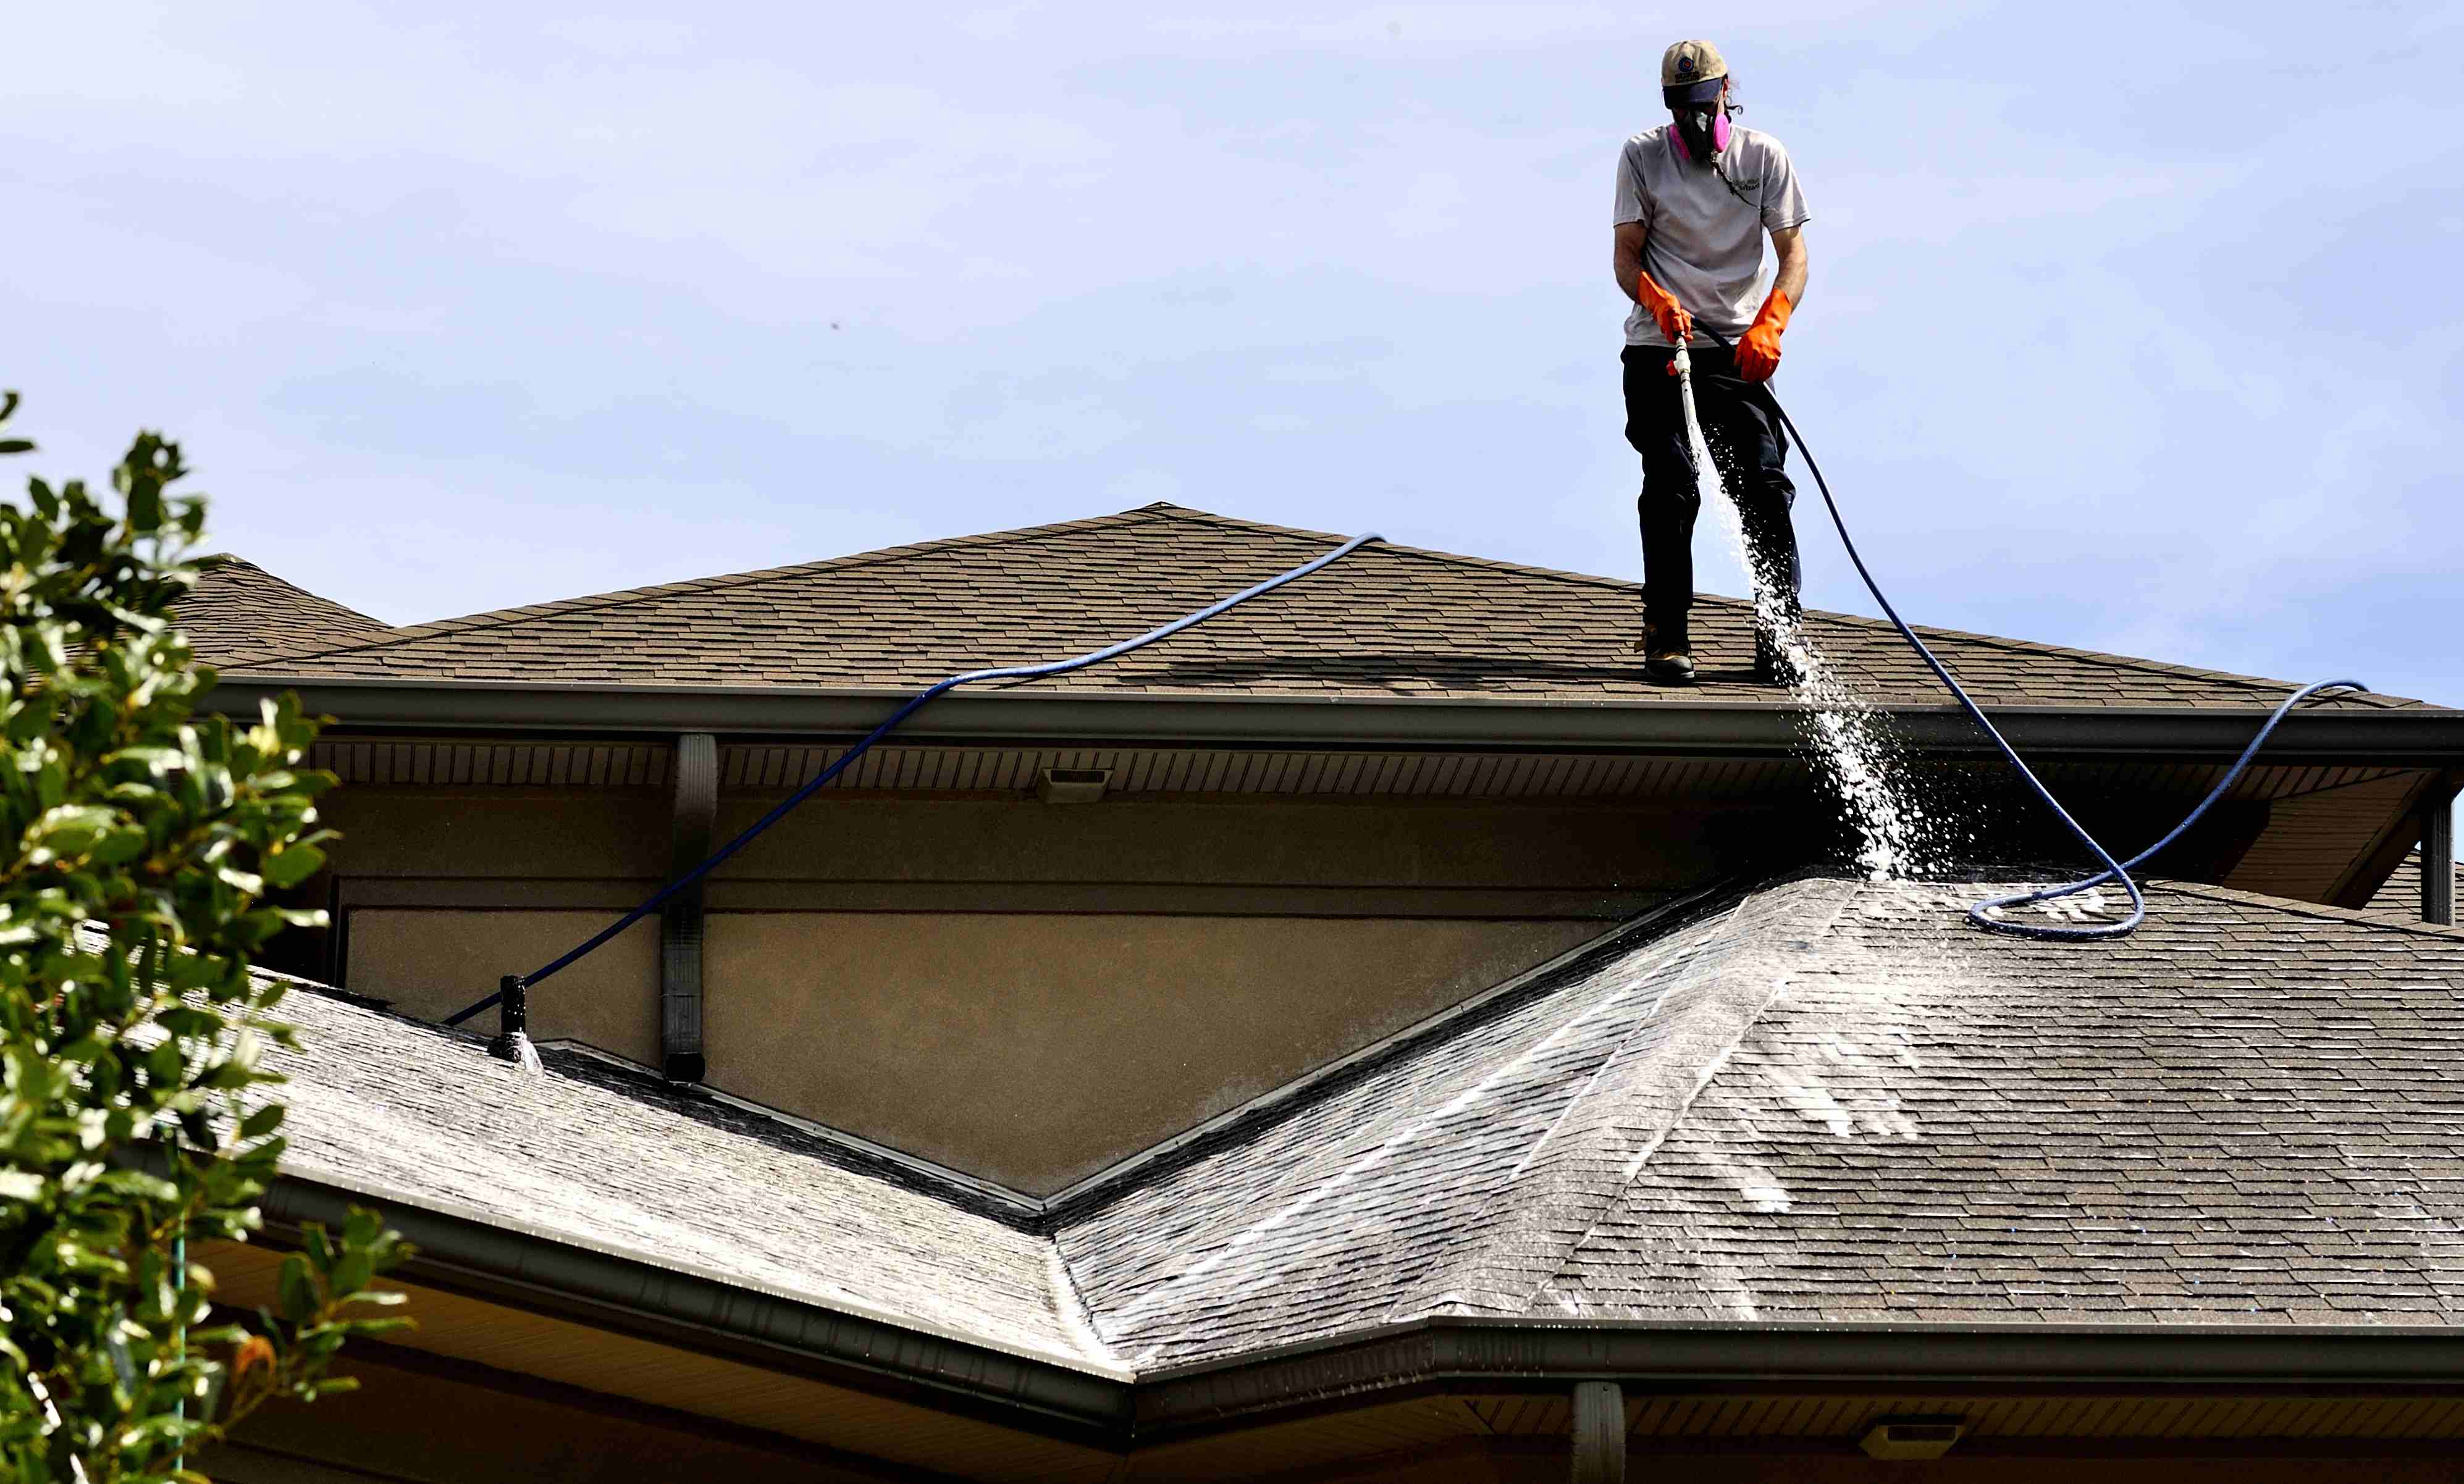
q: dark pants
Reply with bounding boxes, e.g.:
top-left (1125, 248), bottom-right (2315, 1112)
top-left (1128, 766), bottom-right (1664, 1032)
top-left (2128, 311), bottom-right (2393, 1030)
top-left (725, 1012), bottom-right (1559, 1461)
top-left (1621, 344), bottom-right (1801, 644)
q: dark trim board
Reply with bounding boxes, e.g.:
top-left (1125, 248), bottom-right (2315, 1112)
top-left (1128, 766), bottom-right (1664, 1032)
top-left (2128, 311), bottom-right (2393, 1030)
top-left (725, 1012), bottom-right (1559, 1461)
top-left (1133, 1318), bottom-right (2464, 1440)
top-left (254, 1175), bottom-right (1135, 1444)
top-left (250, 1174), bottom-right (2464, 1456)
top-left (206, 677), bottom-right (2464, 764)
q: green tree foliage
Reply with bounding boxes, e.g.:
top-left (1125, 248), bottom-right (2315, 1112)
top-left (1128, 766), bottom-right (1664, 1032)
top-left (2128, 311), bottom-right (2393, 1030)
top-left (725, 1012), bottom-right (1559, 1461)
top-left (0, 395), bottom-right (410, 1482)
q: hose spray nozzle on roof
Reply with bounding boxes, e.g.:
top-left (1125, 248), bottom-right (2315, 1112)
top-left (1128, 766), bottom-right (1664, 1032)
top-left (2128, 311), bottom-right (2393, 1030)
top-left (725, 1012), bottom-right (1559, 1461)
top-left (486, 975), bottom-right (540, 1072)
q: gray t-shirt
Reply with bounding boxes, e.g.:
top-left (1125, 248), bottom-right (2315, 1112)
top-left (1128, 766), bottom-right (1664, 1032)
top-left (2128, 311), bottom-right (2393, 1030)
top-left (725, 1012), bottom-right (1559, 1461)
top-left (1614, 124), bottom-right (1809, 348)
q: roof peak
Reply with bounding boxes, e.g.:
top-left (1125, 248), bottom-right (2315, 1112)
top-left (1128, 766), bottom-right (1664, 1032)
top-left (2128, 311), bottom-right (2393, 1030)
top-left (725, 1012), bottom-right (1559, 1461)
top-left (216, 503), bottom-right (2429, 713)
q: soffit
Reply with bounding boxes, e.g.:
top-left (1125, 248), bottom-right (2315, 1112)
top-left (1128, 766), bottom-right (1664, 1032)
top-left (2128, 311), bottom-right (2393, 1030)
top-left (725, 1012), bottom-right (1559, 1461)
top-left (206, 1245), bottom-right (2464, 1484)
top-left (304, 735), bottom-right (2410, 808)
top-left (206, 1244), bottom-right (1119, 1483)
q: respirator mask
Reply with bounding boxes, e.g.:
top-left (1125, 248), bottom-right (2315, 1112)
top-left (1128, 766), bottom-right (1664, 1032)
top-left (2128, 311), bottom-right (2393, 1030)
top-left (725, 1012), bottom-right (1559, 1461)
top-left (1664, 76), bottom-right (1731, 164)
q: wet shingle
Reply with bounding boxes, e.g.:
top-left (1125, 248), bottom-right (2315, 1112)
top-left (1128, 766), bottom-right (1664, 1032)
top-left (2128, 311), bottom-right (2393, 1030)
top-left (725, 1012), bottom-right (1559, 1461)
top-left (258, 873), bottom-right (2464, 1374)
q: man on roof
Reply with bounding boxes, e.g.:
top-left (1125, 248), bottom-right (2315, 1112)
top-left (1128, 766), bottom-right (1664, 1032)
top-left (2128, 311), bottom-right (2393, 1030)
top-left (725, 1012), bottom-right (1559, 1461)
top-left (1614, 39), bottom-right (1810, 685)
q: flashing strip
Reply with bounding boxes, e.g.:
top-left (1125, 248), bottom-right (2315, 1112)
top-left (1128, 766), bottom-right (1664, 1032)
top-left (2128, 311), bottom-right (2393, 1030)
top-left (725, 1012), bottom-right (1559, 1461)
top-left (1040, 882), bottom-right (1740, 1213)
top-left (526, 1040), bottom-right (1045, 1217)
top-left (544, 888), bottom-right (1741, 1223)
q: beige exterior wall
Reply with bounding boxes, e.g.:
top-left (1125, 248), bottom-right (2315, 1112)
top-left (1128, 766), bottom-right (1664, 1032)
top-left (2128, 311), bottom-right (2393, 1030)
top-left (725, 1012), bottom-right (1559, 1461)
top-left (347, 909), bottom-right (662, 1068)
top-left (704, 911), bottom-right (1602, 1193)
top-left (319, 789), bottom-right (668, 881)
top-left (324, 785), bottom-right (1788, 1189)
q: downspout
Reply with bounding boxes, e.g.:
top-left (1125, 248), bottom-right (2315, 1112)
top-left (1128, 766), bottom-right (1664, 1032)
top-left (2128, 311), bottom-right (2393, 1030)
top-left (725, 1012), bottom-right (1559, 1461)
top-left (662, 733), bottom-right (717, 1082)
top-left (1571, 1380), bottom-right (1625, 1483)
top-left (2425, 776), bottom-right (2456, 927)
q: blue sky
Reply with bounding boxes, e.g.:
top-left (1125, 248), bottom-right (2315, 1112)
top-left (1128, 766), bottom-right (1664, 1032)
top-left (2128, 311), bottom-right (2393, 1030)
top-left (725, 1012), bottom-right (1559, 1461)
top-left (7, 4), bottom-right (2459, 846)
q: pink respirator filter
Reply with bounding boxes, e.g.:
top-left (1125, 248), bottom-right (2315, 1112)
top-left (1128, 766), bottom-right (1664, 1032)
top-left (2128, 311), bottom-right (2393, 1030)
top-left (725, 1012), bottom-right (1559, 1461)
top-left (1671, 109), bottom-right (1731, 162)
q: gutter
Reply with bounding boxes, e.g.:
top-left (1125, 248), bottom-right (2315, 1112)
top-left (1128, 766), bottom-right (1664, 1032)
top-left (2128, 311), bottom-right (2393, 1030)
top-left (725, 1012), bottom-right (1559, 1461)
top-left (204, 675), bottom-right (2464, 765)
top-left (255, 1173), bottom-right (1133, 1444)
top-left (1131, 1315), bottom-right (2464, 1440)
top-left (250, 1171), bottom-right (2464, 1451)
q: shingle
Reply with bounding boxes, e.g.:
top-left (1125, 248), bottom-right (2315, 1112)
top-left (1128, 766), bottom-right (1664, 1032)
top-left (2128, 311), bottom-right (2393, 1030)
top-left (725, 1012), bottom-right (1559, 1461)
top-left (222, 505), bottom-right (2429, 710)
top-left (258, 982), bottom-right (1117, 1372)
top-left (174, 555), bottom-right (391, 666)
top-left (258, 871), bottom-right (2464, 1376)
top-left (1054, 876), bottom-right (2464, 1365)
top-left (2362, 851), bottom-right (2459, 925)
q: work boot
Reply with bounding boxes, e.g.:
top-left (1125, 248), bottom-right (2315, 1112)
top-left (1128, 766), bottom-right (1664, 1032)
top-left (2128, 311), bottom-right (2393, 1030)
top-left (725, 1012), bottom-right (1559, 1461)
top-left (1637, 620), bottom-right (1696, 684)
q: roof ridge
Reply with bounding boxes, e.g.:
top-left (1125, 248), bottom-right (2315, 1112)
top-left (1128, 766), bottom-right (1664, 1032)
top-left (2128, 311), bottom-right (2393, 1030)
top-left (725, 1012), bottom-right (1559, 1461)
top-left (1143, 508), bottom-right (2403, 703)
top-left (1801, 612), bottom-right (2408, 707)
top-left (2153, 876), bottom-right (2464, 941)
top-left (1142, 503), bottom-right (1655, 597)
top-left (222, 500), bottom-right (2423, 709)
top-left (245, 506), bottom-right (1181, 665)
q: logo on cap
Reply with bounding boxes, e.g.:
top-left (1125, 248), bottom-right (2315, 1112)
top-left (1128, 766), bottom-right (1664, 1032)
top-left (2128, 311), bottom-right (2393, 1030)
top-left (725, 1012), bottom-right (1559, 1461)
top-left (1676, 55), bottom-right (1697, 76)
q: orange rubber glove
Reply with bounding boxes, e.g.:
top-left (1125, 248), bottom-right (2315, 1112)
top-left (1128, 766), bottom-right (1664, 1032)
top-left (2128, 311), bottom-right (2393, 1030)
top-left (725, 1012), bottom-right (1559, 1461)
top-left (1634, 272), bottom-right (1693, 349)
top-left (1734, 288), bottom-right (1793, 382)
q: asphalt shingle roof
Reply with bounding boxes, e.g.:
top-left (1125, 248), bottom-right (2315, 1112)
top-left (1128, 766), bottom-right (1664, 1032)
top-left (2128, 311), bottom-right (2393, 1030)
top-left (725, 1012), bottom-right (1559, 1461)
top-left (177, 556), bottom-right (390, 666)
top-left (1549, 879), bottom-right (2464, 1328)
top-left (1056, 876), bottom-right (2464, 1367)
top-left (261, 987), bottom-right (1117, 1373)
top-left (255, 871), bottom-right (2464, 1375)
top-left (227, 505), bottom-right (2424, 709)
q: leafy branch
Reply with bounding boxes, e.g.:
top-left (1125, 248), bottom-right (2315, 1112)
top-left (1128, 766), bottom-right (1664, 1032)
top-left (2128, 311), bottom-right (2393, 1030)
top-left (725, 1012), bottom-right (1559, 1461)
top-left (0, 392), bottom-right (410, 1483)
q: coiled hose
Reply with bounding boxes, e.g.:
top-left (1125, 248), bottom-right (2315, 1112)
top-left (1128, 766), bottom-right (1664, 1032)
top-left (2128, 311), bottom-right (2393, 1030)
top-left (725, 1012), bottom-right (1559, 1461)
top-left (1680, 329), bottom-right (2364, 939)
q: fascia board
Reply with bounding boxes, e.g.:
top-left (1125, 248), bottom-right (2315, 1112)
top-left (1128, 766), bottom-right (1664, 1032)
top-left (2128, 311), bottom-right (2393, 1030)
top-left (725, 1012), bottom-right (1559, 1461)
top-left (204, 676), bottom-right (2464, 764)
top-left (1132, 1317), bottom-right (2464, 1438)
top-left (252, 1173), bottom-right (2464, 1446)
top-left (256, 1173), bottom-right (1135, 1440)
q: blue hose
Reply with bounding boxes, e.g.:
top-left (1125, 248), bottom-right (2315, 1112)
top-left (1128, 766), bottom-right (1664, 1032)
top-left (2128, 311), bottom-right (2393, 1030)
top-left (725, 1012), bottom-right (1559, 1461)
top-left (444, 530), bottom-right (1384, 1027)
top-left (1692, 330), bottom-right (2363, 938)
top-left (448, 365), bottom-right (2355, 1022)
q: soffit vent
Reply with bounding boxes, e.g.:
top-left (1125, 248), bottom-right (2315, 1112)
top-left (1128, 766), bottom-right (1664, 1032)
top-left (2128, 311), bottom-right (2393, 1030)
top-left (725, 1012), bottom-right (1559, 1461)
top-left (1035, 767), bottom-right (1112, 804)
top-left (1859, 1418), bottom-right (1965, 1461)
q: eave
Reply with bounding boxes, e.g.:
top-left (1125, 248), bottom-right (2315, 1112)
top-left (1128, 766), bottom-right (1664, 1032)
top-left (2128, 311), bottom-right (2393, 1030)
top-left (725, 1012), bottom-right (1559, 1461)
top-left (204, 674), bottom-right (2464, 766)
top-left (1133, 1315), bottom-right (2464, 1441)
top-left (259, 1173), bottom-right (1135, 1444)
top-left (260, 1173), bottom-right (2464, 1456)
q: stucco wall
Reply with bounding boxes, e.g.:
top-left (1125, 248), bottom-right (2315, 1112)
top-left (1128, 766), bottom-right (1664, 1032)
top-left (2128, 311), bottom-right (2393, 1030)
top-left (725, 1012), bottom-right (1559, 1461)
top-left (702, 911), bottom-right (1604, 1193)
top-left (325, 786), bottom-right (1790, 1189)
top-left (347, 908), bottom-right (662, 1068)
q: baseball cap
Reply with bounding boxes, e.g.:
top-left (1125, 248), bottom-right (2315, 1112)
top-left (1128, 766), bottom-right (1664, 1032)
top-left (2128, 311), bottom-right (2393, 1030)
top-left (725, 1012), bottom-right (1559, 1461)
top-left (1661, 40), bottom-right (1728, 98)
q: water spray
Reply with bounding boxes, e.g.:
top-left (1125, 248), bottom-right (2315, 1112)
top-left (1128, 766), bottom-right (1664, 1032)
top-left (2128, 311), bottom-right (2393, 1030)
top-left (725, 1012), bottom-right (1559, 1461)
top-left (1672, 340), bottom-right (1935, 879)
top-left (1671, 331), bottom-right (2365, 940)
